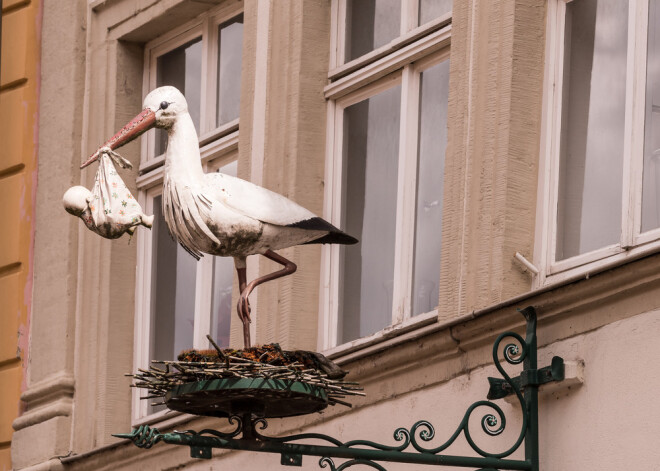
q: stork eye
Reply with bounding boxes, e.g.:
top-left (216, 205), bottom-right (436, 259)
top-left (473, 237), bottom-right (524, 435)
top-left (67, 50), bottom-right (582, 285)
top-left (160, 101), bottom-right (169, 110)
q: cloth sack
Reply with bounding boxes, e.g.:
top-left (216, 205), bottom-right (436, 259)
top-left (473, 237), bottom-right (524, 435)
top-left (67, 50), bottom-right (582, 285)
top-left (82, 153), bottom-right (151, 238)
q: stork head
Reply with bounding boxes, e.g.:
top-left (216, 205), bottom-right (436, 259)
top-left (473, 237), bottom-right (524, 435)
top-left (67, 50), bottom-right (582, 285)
top-left (80, 86), bottom-right (188, 169)
top-left (143, 86), bottom-right (188, 130)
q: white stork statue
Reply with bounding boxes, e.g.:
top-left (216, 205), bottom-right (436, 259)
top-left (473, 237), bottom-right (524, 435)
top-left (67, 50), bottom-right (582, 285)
top-left (81, 86), bottom-right (358, 348)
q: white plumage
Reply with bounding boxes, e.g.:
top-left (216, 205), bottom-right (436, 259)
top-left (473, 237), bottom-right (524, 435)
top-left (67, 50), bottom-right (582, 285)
top-left (81, 86), bottom-right (357, 347)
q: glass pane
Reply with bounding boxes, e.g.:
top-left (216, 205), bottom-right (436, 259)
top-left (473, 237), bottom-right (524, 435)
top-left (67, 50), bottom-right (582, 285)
top-left (339, 85), bottom-right (401, 344)
top-left (211, 161), bottom-right (238, 348)
top-left (345, 0), bottom-right (400, 62)
top-left (419, 0), bottom-right (452, 26)
top-left (150, 195), bottom-right (197, 363)
top-left (555, 0), bottom-right (627, 261)
top-left (217, 15), bottom-right (244, 127)
top-left (412, 61), bottom-right (449, 316)
top-left (642, 0), bottom-right (660, 232)
top-left (156, 38), bottom-right (202, 155)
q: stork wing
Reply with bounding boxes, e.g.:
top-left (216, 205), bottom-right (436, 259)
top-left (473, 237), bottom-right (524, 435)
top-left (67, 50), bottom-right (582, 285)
top-left (202, 172), bottom-right (318, 227)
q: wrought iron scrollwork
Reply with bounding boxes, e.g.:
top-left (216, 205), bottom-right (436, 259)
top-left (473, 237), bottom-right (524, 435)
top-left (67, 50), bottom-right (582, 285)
top-left (114, 307), bottom-right (560, 471)
top-left (174, 415), bottom-right (243, 440)
top-left (320, 457), bottom-right (388, 471)
top-left (253, 422), bottom-right (411, 453)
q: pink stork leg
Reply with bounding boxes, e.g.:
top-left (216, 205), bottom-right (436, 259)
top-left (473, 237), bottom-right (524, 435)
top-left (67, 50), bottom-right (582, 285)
top-left (235, 250), bottom-right (297, 348)
top-left (234, 256), bottom-right (251, 348)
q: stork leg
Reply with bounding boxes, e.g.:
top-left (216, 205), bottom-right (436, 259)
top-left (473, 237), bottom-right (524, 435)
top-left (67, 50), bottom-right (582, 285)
top-left (234, 257), bottom-right (251, 348)
top-left (235, 250), bottom-right (297, 348)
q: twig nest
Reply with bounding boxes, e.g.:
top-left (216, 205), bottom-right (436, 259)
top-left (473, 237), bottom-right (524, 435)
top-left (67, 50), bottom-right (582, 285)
top-left (129, 344), bottom-right (363, 418)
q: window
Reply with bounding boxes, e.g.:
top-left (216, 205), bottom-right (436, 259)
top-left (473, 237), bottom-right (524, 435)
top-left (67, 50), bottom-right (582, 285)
top-left (133, 3), bottom-right (242, 421)
top-left (538, 0), bottom-right (660, 284)
top-left (321, 1), bottom-right (451, 349)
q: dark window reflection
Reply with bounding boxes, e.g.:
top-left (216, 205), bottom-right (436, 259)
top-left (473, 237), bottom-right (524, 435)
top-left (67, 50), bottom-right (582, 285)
top-left (556, 0), bottom-right (627, 260)
top-left (412, 60), bottom-right (449, 316)
top-left (643, 0), bottom-right (660, 232)
top-left (149, 195), bottom-right (197, 413)
top-left (345, 0), bottom-right (400, 62)
top-left (418, 0), bottom-right (452, 26)
top-left (217, 15), bottom-right (243, 127)
top-left (156, 38), bottom-right (202, 155)
top-left (339, 85), bottom-right (401, 343)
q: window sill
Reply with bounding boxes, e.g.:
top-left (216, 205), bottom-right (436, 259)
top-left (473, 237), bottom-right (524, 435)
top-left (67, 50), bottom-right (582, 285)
top-left (542, 236), bottom-right (660, 287)
top-left (326, 242), bottom-right (660, 368)
top-left (329, 13), bottom-right (452, 82)
top-left (138, 121), bottom-right (239, 176)
top-left (324, 309), bottom-right (440, 362)
top-left (136, 129), bottom-right (238, 188)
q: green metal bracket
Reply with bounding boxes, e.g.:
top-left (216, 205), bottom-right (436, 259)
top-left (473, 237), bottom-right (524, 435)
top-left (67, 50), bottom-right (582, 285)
top-left (281, 452), bottom-right (303, 466)
top-left (191, 446), bottom-right (212, 459)
top-left (114, 306), bottom-right (562, 470)
top-left (487, 356), bottom-right (564, 400)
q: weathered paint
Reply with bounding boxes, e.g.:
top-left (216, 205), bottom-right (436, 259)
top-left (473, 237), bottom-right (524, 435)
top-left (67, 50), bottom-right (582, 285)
top-left (0, 0), bottom-right (41, 469)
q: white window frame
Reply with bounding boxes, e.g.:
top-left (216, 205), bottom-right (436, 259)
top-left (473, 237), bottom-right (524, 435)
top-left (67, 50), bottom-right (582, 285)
top-left (535, 0), bottom-right (659, 287)
top-left (131, 1), bottom-right (242, 424)
top-left (320, 2), bottom-right (451, 353)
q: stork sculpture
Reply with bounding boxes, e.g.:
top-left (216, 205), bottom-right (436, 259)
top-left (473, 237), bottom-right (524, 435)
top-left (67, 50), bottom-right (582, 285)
top-left (81, 86), bottom-right (358, 348)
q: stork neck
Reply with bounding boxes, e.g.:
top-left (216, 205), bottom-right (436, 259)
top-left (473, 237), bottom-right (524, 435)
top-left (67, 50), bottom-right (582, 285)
top-left (164, 112), bottom-right (204, 181)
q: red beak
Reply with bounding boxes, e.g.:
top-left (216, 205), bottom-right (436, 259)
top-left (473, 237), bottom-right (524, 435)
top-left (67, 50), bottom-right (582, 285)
top-left (80, 108), bottom-right (157, 169)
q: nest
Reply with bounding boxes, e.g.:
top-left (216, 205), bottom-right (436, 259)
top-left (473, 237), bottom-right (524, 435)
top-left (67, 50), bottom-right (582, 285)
top-left (129, 339), bottom-right (364, 413)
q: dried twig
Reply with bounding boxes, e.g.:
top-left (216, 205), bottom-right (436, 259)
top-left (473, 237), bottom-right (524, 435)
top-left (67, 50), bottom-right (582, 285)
top-left (129, 345), bottom-right (363, 410)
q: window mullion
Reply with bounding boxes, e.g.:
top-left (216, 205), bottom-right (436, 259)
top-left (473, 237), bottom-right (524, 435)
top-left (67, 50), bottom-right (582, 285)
top-left (546, 0), bottom-right (568, 273)
top-left (193, 256), bottom-right (214, 350)
top-left (145, 48), bottom-right (157, 161)
top-left (535, 0), bottom-right (561, 286)
top-left (133, 190), bottom-right (156, 423)
top-left (335, 0), bottom-right (347, 67)
top-left (319, 101), bottom-right (341, 350)
top-left (200, 17), bottom-right (214, 135)
top-left (391, 65), bottom-right (419, 325)
top-left (622, 0), bottom-right (644, 249)
top-left (401, 0), bottom-right (418, 34)
top-left (630, 0), bottom-right (651, 245)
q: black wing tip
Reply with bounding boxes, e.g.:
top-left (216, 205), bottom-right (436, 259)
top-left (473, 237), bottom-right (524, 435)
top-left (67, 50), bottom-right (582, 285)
top-left (290, 217), bottom-right (359, 246)
top-left (288, 217), bottom-right (336, 231)
top-left (308, 233), bottom-right (359, 245)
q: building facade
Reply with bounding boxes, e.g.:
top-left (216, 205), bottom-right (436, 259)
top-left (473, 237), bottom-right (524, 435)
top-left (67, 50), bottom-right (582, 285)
top-left (6, 0), bottom-right (660, 469)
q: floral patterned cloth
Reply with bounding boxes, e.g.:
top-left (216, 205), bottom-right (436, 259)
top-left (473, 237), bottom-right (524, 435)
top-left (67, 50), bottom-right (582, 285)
top-left (84, 153), bottom-right (150, 239)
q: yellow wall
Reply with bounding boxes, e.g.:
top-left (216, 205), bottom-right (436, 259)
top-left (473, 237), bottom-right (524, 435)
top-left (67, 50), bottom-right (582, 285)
top-left (0, 0), bottom-right (40, 469)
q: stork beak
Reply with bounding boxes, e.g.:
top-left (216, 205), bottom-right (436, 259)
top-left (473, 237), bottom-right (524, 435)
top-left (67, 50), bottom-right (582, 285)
top-left (80, 108), bottom-right (157, 169)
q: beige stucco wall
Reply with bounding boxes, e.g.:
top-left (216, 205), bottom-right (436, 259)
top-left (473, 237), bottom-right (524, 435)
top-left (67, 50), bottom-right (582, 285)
top-left (439, 0), bottom-right (546, 322)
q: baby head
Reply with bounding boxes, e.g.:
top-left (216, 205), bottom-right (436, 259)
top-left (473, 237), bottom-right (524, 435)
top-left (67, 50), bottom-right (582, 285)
top-left (63, 186), bottom-right (92, 217)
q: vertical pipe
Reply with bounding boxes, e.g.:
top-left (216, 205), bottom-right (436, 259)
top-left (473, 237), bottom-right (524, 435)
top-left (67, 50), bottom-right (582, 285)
top-left (522, 306), bottom-right (539, 471)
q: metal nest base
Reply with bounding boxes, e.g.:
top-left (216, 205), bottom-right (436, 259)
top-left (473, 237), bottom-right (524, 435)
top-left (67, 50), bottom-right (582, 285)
top-left (129, 342), bottom-right (364, 418)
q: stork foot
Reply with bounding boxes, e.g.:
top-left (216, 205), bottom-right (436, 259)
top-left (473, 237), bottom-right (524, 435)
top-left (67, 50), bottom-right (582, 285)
top-left (237, 295), bottom-right (252, 324)
top-left (236, 295), bottom-right (252, 348)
